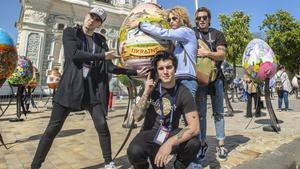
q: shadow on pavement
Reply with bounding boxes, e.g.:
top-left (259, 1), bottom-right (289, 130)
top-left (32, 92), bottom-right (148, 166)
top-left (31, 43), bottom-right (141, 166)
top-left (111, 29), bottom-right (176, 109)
top-left (81, 155), bottom-right (131, 169)
top-left (81, 154), bottom-right (177, 169)
top-left (83, 135), bottom-right (250, 169)
top-left (232, 110), bottom-right (243, 114)
top-left (4, 129), bottom-right (85, 148)
top-left (202, 135), bottom-right (250, 169)
top-left (255, 119), bottom-right (284, 125)
top-left (25, 115), bottom-right (51, 121)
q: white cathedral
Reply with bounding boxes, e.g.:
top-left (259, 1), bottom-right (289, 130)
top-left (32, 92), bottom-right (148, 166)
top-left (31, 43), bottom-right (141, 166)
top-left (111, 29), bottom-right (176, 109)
top-left (15, 0), bottom-right (156, 86)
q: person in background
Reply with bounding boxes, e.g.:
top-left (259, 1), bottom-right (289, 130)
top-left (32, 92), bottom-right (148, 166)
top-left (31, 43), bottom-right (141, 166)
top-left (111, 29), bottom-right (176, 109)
top-left (275, 65), bottom-right (292, 111)
top-left (244, 75), bottom-right (261, 117)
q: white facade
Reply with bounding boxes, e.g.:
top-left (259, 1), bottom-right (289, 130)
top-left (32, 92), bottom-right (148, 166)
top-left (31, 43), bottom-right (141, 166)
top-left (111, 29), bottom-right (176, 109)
top-left (16, 0), bottom-right (156, 86)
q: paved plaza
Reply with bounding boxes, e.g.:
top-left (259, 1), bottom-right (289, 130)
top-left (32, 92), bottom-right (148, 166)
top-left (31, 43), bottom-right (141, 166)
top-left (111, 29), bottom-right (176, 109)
top-left (0, 95), bottom-right (300, 169)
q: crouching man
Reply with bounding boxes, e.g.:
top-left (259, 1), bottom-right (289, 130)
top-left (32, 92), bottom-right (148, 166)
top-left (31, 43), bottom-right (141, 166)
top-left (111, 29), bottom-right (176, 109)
top-left (127, 51), bottom-right (200, 169)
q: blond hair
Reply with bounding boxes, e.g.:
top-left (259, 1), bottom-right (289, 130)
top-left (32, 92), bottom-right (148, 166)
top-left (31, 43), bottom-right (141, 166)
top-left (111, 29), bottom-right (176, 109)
top-left (168, 7), bottom-right (192, 28)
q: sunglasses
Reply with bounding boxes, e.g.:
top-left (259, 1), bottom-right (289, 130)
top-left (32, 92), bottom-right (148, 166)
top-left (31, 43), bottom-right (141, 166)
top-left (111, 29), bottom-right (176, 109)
top-left (167, 16), bottom-right (178, 22)
top-left (196, 15), bottom-right (208, 21)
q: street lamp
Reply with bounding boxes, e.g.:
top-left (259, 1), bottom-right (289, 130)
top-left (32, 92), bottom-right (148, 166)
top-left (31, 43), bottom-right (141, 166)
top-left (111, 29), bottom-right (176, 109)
top-left (195, 0), bottom-right (198, 9)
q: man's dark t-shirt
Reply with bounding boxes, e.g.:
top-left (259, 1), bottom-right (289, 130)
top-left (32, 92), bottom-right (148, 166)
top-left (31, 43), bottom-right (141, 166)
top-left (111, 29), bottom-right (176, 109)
top-left (193, 27), bottom-right (227, 80)
top-left (142, 82), bottom-right (197, 131)
top-left (193, 27), bottom-right (227, 52)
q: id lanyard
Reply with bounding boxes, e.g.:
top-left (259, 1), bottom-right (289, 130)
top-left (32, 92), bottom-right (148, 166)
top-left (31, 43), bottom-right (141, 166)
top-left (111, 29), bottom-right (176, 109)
top-left (159, 83), bottom-right (178, 132)
top-left (199, 31), bottom-right (213, 51)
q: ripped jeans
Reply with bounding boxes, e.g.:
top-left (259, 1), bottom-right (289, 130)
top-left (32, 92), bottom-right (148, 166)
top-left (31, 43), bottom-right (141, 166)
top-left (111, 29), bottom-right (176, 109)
top-left (196, 79), bottom-right (225, 141)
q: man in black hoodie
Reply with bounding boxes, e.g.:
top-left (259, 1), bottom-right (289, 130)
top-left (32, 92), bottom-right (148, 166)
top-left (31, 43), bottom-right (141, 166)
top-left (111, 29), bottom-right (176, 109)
top-left (31, 7), bottom-right (148, 169)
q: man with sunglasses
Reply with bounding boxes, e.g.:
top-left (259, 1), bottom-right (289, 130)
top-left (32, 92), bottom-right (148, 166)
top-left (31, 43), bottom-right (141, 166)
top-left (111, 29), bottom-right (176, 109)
top-left (192, 7), bottom-right (228, 165)
top-left (127, 51), bottom-right (200, 169)
top-left (31, 7), bottom-right (148, 169)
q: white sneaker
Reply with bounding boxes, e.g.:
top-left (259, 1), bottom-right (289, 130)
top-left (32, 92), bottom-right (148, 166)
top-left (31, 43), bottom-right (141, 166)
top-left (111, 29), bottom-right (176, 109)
top-left (104, 161), bottom-right (117, 169)
top-left (186, 162), bottom-right (203, 169)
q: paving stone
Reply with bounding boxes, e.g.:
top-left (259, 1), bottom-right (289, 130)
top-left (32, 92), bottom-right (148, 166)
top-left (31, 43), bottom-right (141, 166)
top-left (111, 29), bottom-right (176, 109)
top-left (0, 97), bottom-right (300, 169)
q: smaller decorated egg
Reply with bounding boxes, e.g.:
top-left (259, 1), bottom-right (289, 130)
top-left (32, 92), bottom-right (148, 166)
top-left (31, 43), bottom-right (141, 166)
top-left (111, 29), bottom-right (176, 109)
top-left (242, 39), bottom-right (278, 82)
top-left (7, 56), bottom-right (33, 86)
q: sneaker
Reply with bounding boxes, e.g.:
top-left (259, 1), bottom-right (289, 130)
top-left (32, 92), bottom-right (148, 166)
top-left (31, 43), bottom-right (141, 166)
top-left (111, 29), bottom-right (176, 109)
top-left (104, 161), bottom-right (117, 169)
top-left (196, 143), bottom-right (208, 162)
top-left (216, 145), bottom-right (228, 161)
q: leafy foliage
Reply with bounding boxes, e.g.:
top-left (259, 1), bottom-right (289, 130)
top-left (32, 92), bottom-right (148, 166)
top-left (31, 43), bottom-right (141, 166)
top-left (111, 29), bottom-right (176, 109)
top-left (218, 11), bottom-right (253, 76)
top-left (260, 10), bottom-right (300, 73)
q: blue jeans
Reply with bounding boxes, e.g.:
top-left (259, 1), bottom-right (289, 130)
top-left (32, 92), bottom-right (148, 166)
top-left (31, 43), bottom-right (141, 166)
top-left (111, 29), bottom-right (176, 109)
top-left (278, 90), bottom-right (289, 110)
top-left (180, 79), bottom-right (198, 99)
top-left (196, 79), bottom-right (225, 141)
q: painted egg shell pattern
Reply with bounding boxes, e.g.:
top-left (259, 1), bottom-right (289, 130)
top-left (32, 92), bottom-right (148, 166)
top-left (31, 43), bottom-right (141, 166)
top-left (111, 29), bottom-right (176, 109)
top-left (242, 39), bottom-right (278, 81)
top-left (0, 28), bottom-right (18, 87)
top-left (8, 56), bottom-right (33, 86)
top-left (118, 3), bottom-right (172, 70)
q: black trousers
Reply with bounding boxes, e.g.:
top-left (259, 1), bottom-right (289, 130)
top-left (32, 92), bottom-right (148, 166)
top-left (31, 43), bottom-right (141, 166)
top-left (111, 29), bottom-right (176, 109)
top-left (127, 129), bottom-right (200, 169)
top-left (246, 93), bottom-right (261, 117)
top-left (31, 101), bottom-right (111, 169)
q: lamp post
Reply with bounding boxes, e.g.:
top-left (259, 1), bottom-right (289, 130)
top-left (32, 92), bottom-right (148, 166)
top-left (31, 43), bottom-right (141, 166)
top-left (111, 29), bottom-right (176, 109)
top-left (195, 0), bottom-right (198, 9)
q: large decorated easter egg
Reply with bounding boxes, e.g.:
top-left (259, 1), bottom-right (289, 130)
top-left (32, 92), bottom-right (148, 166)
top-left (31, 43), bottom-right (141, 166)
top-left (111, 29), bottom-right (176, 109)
top-left (26, 66), bottom-right (40, 88)
top-left (242, 39), bottom-right (278, 82)
top-left (46, 68), bottom-right (61, 89)
top-left (118, 2), bottom-right (172, 70)
top-left (0, 28), bottom-right (18, 87)
top-left (7, 56), bottom-right (33, 86)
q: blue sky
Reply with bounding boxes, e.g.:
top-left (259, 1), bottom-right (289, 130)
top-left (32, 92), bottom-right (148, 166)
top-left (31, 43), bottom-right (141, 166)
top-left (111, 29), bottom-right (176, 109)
top-left (1, 0), bottom-right (299, 42)
top-left (158, 0), bottom-right (300, 33)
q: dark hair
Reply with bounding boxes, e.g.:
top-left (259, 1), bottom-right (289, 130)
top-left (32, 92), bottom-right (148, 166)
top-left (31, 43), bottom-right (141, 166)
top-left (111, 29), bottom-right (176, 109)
top-left (152, 51), bottom-right (178, 71)
top-left (195, 7), bottom-right (211, 26)
top-left (278, 64), bottom-right (285, 70)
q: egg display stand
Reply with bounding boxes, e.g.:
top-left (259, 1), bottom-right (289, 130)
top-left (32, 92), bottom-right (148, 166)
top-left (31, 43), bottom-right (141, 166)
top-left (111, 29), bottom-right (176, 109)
top-left (122, 78), bottom-right (139, 129)
top-left (9, 85), bottom-right (25, 122)
top-left (23, 87), bottom-right (37, 113)
top-left (0, 79), bottom-right (9, 149)
top-left (115, 77), bottom-right (145, 161)
top-left (0, 132), bottom-right (7, 149)
top-left (262, 78), bottom-right (281, 132)
top-left (224, 81), bottom-right (234, 116)
top-left (0, 79), bottom-right (14, 117)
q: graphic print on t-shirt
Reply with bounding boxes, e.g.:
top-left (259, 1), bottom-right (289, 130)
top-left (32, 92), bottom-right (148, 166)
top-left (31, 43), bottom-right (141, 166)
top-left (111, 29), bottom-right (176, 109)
top-left (152, 97), bottom-right (172, 116)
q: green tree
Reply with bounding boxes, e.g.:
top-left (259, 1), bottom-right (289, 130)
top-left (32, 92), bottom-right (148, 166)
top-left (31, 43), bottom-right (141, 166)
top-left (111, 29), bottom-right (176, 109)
top-left (219, 11), bottom-right (253, 77)
top-left (260, 10), bottom-right (300, 73)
